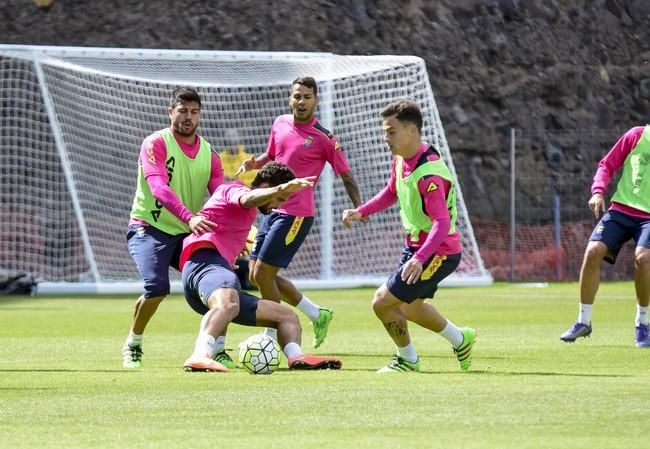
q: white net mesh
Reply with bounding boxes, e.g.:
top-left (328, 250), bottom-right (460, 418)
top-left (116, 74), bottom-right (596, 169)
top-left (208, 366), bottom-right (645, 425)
top-left (0, 46), bottom-right (491, 292)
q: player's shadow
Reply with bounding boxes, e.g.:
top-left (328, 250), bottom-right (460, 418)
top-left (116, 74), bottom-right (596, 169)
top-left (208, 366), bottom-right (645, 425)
top-left (0, 305), bottom-right (66, 311)
top-left (490, 370), bottom-right (631, 378)
top-left (329, 352), bottom-right (504, 360)
top-left (335, 368), bottom-right (630, 377)
top-left (0, 369), bottom-right (132, 373)
top-left (0, 387), bottom-right (57, 391)
top-left (317, 354), bottom-right (630, 377)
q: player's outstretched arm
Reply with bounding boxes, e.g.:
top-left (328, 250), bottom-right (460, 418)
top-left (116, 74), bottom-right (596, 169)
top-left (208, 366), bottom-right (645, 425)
top-left (340, 171), bottom-right (363, 208)
top-left (278, 176), bottom-right (318, 196)
top-left (340, 171), bottom-right (369, 224)
top-left (341, 209), bottom-right (364, 229)
top-left (234, 153), bottom-right (272, 177)
top-left (240, 176), bottom-right (317, 208)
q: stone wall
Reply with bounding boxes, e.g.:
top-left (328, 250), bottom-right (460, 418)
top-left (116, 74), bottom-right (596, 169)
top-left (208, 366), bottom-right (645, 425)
top-left (4, 0), bottom-right (649, 220)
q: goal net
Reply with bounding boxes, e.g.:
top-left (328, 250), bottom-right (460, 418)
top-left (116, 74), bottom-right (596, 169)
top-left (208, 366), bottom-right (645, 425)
top-left (0, 45), bottom-right (492, 294)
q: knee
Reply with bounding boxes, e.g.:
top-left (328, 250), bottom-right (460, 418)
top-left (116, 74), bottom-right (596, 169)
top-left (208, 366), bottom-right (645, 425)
top-left (144, 281), bottom-right (170, 299)
top-left (635, 249), bottom-right (650, 269)
top-left (252, 263), bottom-right (273, 285)
top-left (213, 295), bottom-right (239, 320)
top-left (141, 294), bottom-right (165, 306)
top-left (371, 289), bottom-right (390, 315)
top-left (584, 242), bottom-right (607, 264)
top-left (223, 299), bottom-right (240, 319)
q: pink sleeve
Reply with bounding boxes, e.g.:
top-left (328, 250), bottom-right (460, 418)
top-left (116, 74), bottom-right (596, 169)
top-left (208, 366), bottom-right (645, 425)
top-left (147, 176), bottom-right (193, 223)
top-left (357, 184), bottom-right (397, 217)
top-left (357, 161), bottom-right (398, 216)
top-left (326, 136), bottom-right (351, 176)
top-left (140, 133), bottom-right (168, 180)
top-left (413, 219), bottom-right (451, 263)
top-left (413, 176), bottom-right (452, 263)
top-left (207, 153), bottom-right (225, 194)
top-left (140, 134), bottom-right (192, 223)
top-left (226, 184), bottom-right (249, 207)
top-left (592, 127), bottom-right (645, 194)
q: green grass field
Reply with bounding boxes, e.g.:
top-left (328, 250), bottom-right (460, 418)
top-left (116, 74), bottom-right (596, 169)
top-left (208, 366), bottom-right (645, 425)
top-left (0, 282), bottom-right (647, 449)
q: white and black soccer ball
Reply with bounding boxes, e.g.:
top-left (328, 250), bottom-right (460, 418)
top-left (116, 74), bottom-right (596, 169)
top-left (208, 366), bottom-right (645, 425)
top-left (238, 334), bottom-right (280, 375)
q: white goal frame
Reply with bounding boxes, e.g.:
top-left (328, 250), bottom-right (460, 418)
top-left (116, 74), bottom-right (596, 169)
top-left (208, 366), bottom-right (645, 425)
top-left (0, 45), bottom-right (492, 294)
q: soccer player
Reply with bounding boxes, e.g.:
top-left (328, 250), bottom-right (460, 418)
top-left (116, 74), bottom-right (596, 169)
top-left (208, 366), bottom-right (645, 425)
top-left (122, 87), bottom-right (225, 369)
top-left (218, 129), bottom-right (258, 290)
top-left (235, 76), bottom-right (364, 348)
top-left (180, 162), bottom-right (342, 371)
top-left (341, 99), bottom-right (476, 373)
top-left (560, 126), bottom-right (650, 347)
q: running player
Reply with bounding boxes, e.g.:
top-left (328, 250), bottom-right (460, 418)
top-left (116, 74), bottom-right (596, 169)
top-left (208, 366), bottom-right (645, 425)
top-left (342, 99), bottom-right (476, 373)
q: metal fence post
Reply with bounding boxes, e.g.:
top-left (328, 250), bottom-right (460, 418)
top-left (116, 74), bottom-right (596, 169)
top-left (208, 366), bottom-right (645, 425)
top-left (510, 127), bottom-right (516, 282)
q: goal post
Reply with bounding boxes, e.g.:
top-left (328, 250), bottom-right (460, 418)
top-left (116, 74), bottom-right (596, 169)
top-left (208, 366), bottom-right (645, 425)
top-left (0, 45), bottom-right (492, 294)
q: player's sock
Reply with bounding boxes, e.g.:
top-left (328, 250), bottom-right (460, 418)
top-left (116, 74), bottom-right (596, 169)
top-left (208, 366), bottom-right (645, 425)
top-left (283, 342), bottom-right (303, 358)
top-left (194, 332), bottom-right (217, 358)
top-left (578, 303), bottom-right (592, 324)
top-left (126, 330), bottom-right (143, 346)
top-left (212, 335), bottom-right (237, 368)
top-left (437, 320), bottom-right (463, 348)
top-left (214, 335), bottom-right (226, 353)
top-left (263, 327), bottom-right (278, 341)
top-left (396, 342), bottom-right (418, 364)
top-left (636, 305), bottom-right (649, 326)
top-left (296, 294), bottom-right (321, 322)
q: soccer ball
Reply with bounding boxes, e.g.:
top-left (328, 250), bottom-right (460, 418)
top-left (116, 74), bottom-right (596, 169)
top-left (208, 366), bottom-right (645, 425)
top-left (238, 334), bottom-right (280, 375)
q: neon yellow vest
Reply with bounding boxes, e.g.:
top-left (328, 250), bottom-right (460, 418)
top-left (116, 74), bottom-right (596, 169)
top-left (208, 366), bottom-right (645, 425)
top-left (611, 125), bottom-right (650, 213)
top-left (395, 153), bottom-right (457, 242)
top-left (130, 128), bottom-right (212, 235)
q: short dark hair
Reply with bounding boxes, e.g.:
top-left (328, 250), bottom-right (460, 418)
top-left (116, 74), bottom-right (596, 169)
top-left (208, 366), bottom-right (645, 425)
top-left (380, 99), bottom-right (423, 132)
top-left (170, 87), bottom-right (201, 109)
top-left (291, 76), bottom-right (318, 97)
top-left (251, 162), bottom-right (296, 188)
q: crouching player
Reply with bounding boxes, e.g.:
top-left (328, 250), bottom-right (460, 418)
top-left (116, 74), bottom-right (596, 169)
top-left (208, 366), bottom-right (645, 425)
top-left (180, 162), bottom-right (341, 372)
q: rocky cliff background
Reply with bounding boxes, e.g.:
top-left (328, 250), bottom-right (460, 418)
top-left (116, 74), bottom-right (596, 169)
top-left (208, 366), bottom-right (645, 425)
top-left (4, 0), bottom-right (649, 220)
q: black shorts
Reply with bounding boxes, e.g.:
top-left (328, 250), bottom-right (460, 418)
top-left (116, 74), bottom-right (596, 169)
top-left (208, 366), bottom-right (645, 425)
top-left (386, 247), bottom-right (461, 303)
top-left (250, 211), bottom-right (314, 268)
top-left (181, 248), bottom-right (259, 325)
top-left (589, 210), bottom-right (650, 264)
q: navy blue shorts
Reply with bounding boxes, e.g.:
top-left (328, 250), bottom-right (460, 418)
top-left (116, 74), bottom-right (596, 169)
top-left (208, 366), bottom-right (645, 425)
top-left (590, 210), bottom-right (650, 264)
top-left (249, 211), bottom-right (314, 269)
top-left (126, 224), bottom-right (187, 298)
top-left (386, 247), bottom-right (462, 303)
top-left (181, 248), bottom-right (259, 326)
